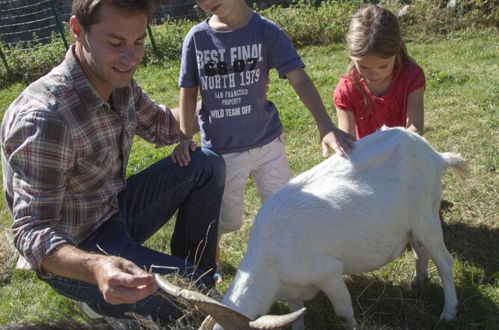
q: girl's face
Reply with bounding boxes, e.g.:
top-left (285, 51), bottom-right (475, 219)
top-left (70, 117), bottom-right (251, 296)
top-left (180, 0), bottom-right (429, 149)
top-left (351, 55), bottom-right (396, 86)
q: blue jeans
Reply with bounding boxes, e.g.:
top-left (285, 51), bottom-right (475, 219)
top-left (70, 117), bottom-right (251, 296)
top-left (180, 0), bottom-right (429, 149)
top-left (43, 148), bottom-right (225, 323)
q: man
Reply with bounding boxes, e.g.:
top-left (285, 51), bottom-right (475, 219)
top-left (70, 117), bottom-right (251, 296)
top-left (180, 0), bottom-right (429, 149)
top-left (0, 0), bottom-right (225, 323)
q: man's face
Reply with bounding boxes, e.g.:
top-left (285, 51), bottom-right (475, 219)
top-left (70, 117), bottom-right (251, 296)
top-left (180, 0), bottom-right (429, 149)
top-left (71, 2), bottom-right (147, 100)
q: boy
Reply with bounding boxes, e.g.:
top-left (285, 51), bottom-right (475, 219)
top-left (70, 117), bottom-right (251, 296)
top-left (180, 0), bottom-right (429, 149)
top-left (172, 0), bottom-right (355, 281)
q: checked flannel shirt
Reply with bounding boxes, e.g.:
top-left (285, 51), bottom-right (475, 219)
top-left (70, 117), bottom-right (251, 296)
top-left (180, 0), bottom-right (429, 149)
top-left (1, 46), bottom-right (180, 272)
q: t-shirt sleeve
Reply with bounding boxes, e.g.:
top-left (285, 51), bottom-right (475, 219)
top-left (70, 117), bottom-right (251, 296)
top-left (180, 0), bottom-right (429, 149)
top-left (178, 29), bottom-right (199, 88)
top-left (266, 23), bottom-right (304, 78)
top-left (333, 77), bottom-right (356, 112)
top-left (407, 61), bottom-right (426, 93)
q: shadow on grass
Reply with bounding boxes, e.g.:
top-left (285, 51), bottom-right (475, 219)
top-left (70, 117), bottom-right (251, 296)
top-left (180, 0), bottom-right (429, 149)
top-left (266, 215), bottom-right (499, 329)
top-left (219, 261), bottom-right (238, 278)
top-left (442, 221), bottom-right (499, 276)
top-left (1, 316), bottom-right (159, 330)
top-left (270, 273), bottom-right (498, 330)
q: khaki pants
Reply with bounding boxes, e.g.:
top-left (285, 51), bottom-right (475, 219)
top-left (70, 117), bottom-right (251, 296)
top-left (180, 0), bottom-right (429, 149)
top-left (219, 135), bottom-right (292, 233)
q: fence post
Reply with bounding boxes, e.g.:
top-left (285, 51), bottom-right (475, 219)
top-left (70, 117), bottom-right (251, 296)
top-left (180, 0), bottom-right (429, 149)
top-left (0, 44), bottom-right (12, 75)
top-left (50, 0), bottom-right (69, 50)
top-left (147, 24), bottom-right (160, 58)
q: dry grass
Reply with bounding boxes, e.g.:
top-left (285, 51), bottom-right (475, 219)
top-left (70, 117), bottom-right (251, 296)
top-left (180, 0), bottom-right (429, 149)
top-left (0, 227), bottom-right (16, 283)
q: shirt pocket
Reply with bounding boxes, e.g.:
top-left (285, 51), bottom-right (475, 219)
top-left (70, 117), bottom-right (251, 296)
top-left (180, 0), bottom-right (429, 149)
top-left (73, 146), bottom-right (115, 192)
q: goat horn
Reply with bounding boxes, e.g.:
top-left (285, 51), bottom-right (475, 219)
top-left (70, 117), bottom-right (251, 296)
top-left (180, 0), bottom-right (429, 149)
top-left (155, 274), bottom-right (252, 329)
top-left (249, 307), bottom-right (307, 329)
top-left (155, 274), bottom-right (307, 330)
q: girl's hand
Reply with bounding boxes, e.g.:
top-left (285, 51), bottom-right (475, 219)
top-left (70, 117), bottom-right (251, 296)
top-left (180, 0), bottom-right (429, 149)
top-left (321, 128), bottom-right (356, 157)
top-left (172, 139), bottom-right (197, 166)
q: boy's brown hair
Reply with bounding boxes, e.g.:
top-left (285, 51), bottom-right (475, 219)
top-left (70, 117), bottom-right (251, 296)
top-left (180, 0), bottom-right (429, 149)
top-left (72, 0), bottom-right (154, 31)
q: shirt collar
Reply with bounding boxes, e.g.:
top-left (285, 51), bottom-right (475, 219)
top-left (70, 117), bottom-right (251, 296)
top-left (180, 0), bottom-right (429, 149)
top-left (63, 45), bottom-right (108, 113)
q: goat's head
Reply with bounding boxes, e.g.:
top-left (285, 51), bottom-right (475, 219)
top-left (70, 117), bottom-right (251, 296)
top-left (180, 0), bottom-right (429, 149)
top-left (155, 274), bottom-right (306, 330)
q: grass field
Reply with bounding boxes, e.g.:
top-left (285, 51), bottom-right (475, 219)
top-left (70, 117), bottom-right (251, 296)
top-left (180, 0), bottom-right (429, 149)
top-left (0, 27), bottom-right (497, 329)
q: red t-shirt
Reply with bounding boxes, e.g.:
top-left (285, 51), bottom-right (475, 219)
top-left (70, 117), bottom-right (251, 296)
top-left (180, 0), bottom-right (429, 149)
top-left (334, 59), bottom-right (425, 139)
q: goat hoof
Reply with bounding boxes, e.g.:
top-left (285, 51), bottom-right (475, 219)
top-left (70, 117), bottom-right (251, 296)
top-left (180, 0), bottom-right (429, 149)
top-left (409, 275), bottom-right (428, 290)
top-left (440, 308), bottom-right (457, 321)
top-left (344, 319), bottom-right (357, 330)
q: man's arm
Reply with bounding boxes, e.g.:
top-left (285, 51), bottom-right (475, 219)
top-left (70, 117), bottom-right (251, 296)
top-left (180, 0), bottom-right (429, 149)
top-left (286, 68), bottom-right (355, 156)
top-left (42, 244), bottom-right (156, 305)
top-left (4, 109), bottom-right (155, 305)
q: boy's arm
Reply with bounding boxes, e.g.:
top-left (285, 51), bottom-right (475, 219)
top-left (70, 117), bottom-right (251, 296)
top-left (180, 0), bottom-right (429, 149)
top-left (406, 87), bottom-right (424, 136)
top-left (172, 87), bottom-right (199, 166)
top-left (286, 68), bottom-right (355, 156)
top-left (169, 103), bottom-right (200, 137)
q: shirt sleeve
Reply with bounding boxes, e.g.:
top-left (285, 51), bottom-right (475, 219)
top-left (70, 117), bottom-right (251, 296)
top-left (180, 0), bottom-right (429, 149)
top-left (178, 29), bottom-right (199, 88)
top-left (266, 22), bottom-right (305, 78)
top-left (132, 80), bottom-right (180, 146)
top-left (333, 76), bottom-right (356, 112)
top-left (407, 61), bottom-right (426, 94)
top-left (3, 110), bottom-right (75, 270)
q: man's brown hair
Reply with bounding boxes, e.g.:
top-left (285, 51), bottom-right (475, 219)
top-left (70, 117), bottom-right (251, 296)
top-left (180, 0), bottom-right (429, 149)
top-left (72, 0), bottom-right (154, 31)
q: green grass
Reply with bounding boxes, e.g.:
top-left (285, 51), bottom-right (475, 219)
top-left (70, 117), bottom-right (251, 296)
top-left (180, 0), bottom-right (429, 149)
top-left (0, 28), bottom-right (498, 329)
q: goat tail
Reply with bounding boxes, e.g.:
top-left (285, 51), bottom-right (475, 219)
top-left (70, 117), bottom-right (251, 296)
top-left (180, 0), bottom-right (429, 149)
top-left (441, 152), bottom-right (469, 179)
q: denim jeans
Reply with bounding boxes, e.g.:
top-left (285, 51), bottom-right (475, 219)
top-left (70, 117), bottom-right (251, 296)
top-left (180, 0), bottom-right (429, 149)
top-left (43, 148), bottom-right (225, 323)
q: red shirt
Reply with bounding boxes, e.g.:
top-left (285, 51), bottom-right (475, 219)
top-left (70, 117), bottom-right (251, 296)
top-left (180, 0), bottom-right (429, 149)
top-left (334, 59), bottom-right (425, 139)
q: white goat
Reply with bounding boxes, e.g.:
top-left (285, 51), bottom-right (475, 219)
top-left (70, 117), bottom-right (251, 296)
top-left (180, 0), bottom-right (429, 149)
top-left (156, 127), bottom-right (466, 329)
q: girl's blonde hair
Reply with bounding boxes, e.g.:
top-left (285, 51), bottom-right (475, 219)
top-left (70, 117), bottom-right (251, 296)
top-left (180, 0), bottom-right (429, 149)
top-left (345, 4), bottom-right (409, 117)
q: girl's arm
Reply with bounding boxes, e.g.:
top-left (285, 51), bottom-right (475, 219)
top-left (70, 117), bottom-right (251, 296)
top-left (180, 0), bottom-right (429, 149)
top-left (172, 87), bottom-right (198, 166)
top-left (335, 107), bottom-right (356, 137)
top-left (286, 68), bottom-right (355, 156)
top-left (406, 87), bottom-right (424, 136)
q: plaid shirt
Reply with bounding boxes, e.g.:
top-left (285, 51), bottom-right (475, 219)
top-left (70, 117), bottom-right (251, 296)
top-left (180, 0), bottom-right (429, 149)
top-left (1, 47), bottom-right (180, 271)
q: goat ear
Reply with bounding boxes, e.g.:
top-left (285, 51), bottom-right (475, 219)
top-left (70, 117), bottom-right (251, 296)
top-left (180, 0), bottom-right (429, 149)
top-left (155, 274), bottom-right (253, 330)
top-left (249, 307), bottom-right (307, 329)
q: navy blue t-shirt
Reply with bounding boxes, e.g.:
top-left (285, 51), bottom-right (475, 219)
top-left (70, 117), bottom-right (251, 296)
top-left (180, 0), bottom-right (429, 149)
top-left (179, 12), bottom-right (304, 154)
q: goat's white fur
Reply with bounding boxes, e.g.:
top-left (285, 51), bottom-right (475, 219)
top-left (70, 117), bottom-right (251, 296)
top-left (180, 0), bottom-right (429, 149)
top-left (218, 127), bottom-right (463, 329)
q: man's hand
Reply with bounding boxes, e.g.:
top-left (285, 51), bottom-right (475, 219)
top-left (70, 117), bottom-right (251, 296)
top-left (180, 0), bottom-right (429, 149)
top-left (42, 244), bottom-right (156, 305)
top-left (321, 127), bottom-right (356, 157)
top-left (93, 256), bottom-right (156, 305)
top-left (172, 139), bottom-right (197, 166)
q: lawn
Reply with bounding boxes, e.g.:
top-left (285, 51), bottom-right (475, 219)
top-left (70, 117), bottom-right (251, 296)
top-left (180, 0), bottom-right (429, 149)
top-left (0, 28), bottom-right (497, 329)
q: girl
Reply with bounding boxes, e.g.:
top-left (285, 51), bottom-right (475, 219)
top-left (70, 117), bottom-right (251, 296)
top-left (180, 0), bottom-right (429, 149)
top-left (334, 4), bottom-right (425, 139)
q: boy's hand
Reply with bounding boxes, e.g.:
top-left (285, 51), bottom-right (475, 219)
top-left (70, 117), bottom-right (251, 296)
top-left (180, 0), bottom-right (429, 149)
top-left (172, 139), bottom-right (197, 166)
top-left (321, 127), bottom-right (356, 157)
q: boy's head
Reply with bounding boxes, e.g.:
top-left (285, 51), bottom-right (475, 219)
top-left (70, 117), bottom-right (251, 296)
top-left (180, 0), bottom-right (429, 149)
top-left (346, 4), bottom-right (407, 64)
top-left (196, 0), bottom-right (249, 17)
top-left (72, 0), bottom-right (154, 32)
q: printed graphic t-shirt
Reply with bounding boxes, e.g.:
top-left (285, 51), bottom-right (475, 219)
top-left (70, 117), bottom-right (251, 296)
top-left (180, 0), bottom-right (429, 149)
top-left (334, 59), bottom-right (425, 139)
top-left (179, 12), bottom-right (304, 154)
